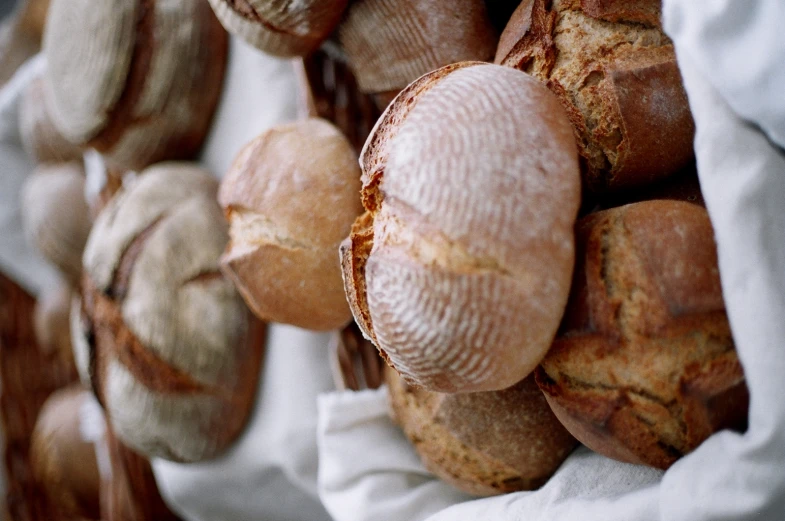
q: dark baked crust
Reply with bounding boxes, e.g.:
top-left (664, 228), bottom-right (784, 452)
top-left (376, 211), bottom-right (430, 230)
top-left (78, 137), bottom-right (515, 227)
top-left (537, 201), bottom-right (748, 469)
top-left (496, 0), bottom-right (694, 192)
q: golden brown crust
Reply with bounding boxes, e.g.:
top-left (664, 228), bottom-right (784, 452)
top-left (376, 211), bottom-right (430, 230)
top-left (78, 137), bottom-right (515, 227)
top-left (208, 0), bottom-right (347, 57)
top-left (387, 368), bottom-right (577, 495)
top-left (218, 119), bottom-right (363, 331)
top-left (339, 0), bottom-right (498, 94)
top-left (537, 201), bottom-right (748, 469)
top-left (496, 0), bottom-right (693, 192)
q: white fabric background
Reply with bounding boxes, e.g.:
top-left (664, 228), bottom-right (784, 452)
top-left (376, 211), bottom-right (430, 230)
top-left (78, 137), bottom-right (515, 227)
top-left (315, 1), bottom-right (785, 520)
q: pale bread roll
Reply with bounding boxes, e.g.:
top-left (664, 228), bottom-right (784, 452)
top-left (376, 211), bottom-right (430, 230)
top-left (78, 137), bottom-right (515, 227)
top-left (42, 0), bottom-right (228, 171)
top-left (387, 367), bottom-right (577, 496)
top-left (342, 62), bottom-right (581, 393)
top-left (80, 163), bottom-right (265, 462)
top-left (30, 386), bottom-right (101, 521)
top-left (21, 162), bottom-right (91, 287)
top-left (219, 118), bottom-right (363, 331)
top-left (19, 75), bottom-right (83, 163)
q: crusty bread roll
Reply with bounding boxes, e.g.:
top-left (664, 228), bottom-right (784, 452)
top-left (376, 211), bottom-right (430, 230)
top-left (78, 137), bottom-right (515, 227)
top-left (495, 0), bottom-right (694, 192)
top-left (219, 118), bottom-right (364, 331)
top-left (19, 75), bottom-right (83, 164)
top-left (42, 0), bottom-right (227, 172)
top-left (30, 386), bottom-right (101, 521)
top-left (536, 200), bottom-right (748, 469)
top-left (339, 0), bottom-right (498, 96)
top-left (207, 0), bottom-right (347, 57)
top-left (21, 162), bottom-right (91, 287)
top-left (342, 62), bottom-right (581, 393)
top-left (387, 367), bottom-right (577, 495)
top-left (80, 163), bottom-right (265, 462)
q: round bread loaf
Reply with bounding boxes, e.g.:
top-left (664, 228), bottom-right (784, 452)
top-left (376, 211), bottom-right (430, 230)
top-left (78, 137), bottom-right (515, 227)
top-left (495, 0), bottom-right (694, 192)
top-left (79, 163), bottom-right (265, 462)
top-left (387, 367), bottom-right (577, 495)
top-left (42, 0), bottom-right (228, 171)
top-left (219, 118), bottom-right (363, 331)
top-left (207, 0), bottom-right (347, 57)
top-left (536, 200), bottom-right (749, 470)
top-left (30, 386), bottom-right (101, 521)
top-left (19, 75), bottom-right (83, 164)
top-left (339, 0), bottom-right (498, 96)
top-left (341, 62), bottom-right (581, 393)
top-left (21, 162), bottom-right (91, 287)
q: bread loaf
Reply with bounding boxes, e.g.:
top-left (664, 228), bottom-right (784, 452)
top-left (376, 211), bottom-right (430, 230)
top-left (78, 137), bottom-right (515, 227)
top-left (339, 0), bottom-right (498, 96)
top-left (342, 62), bottom-right (581, 393)
top-left (536, 200), bottom-right (748, 469)
top-left (207, 0), bottom-right (347, 57)
top-left (30, 386), bottom-right (101, 521)
top-left (19, 75), bottom-right (83, 163)
top-left (387, 367), bottom-right (577, 495)
top-left (219, 118), bottom-right (363, 331)
top-left (80, 163), bottom-right (265, 462)
top-left (495, 0), bottom-right (694, 192)
top-left (42, 0), bottom-right (228, 171)
top-left (21, 162), bottom-right (91, 286)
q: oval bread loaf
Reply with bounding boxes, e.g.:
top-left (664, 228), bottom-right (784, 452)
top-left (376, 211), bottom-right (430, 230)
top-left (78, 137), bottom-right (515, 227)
top-left (342, 62), bottom-right (581, 393)
top-left (43, 0), bottom-right (228, 171)
top-left (219, 118), bottom-right (364, 331)
top-left (207, 0), bottom-right (347, 57)
top-left (387, 367), bottom-right (577, 495)
top-left (495, 0), bottom-right (695, 192)
top-left (79, 163), bottom-right (265, 462)
top-left (536, 200), bottom-right (749, 469)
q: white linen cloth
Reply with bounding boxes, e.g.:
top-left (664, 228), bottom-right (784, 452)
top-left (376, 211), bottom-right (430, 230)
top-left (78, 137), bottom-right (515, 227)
top-left (315, 2), bottom-right (785, 520)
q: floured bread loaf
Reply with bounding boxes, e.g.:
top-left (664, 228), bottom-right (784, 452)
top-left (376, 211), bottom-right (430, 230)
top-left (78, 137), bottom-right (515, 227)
top-left (219, 118), bottom-right (363, 331)
top-left (495, 0), bottom-right (694, 192)
top-left (21, 162), bottom-right (91, 287)
top-left (207, 0), bottom-right (347, 57)
top-left (342, 62), bottom-right (581, 393)
top-left (19, 75), bottom-right (83, 164)
top-left (30, 386), bottom-right (101, 521)
top-left (79, 163), bottom-right (265, 462)
top-left (42, 0), bottom-right (228, 171)
top-left (339, 0), bottom-right (498, 97)
top-left (536, 200), bottom-right (749, 469)
top-left (387, 367), bottom-right (577, 495)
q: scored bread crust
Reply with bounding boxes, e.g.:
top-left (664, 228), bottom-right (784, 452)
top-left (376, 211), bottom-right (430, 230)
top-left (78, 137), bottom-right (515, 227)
top-left (338, 0), bottom-right (498, 94)
top-left (43, 0), bottom-right (228, 171)
top-left (218, 118), bottom-right (364, 331)
top-left (536, 200), bottom-right (748, 469)
top-left (80, 164), bottom-right (265, 462)
top-left (495, 0), bottom-right (694, 192)
top-left (342, 62), bottom-right (581, 393)
top-left (387, 367), bottom-right (577, 496)
top-left (208, 0), bottom-right (347, 57)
